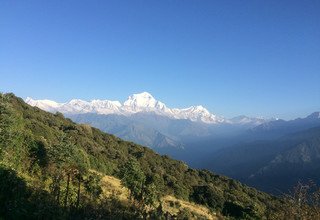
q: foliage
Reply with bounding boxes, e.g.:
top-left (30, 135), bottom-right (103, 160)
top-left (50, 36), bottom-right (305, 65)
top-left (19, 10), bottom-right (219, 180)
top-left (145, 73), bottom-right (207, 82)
top-left (191, 185), bottom-right (224, 210)
top-left (84, 172), bottom-right (103, 201)
top-left (120, 159), bottom-right (146, 202)
top-left (0, 165), bottom-right (30, 219)
top-left (120, 159), bottom-right (161, 218)
top-left (281, 181), bottom-right (320, 220)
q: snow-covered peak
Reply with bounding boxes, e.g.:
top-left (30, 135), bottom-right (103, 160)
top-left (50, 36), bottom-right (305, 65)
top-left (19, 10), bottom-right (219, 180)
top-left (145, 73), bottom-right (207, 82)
top-left (25, 97), bottom-right (61, 112)
top-left (91, 99), bottom-right (122, 107)
top-left (69, 99), bottom-right (88, 105)
top-left (189, 105), bottom-right (210, 114)
top-left (26, 97), bottom-right (60, 107)
top-left (172, 105), bottom-right (225, 123)
top-left (123, 92), bottom-right (171, 115)
top-left (25, 97), bottom-right (34, 104)
top-left (124, 92), bottom-right (157, 108)
top-left (133, 91), bottom-right (153, 99)
top-left (25, 92), bottom-right (227, 124)
top-left (89, 99), bottom-right (122, 114)
top-left (61, 99), bottom-right (93, 113)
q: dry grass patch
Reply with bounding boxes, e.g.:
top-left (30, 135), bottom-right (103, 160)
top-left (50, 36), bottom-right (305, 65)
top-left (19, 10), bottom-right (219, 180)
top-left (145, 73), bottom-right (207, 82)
top-left (100, 175), bottom-right (129, 202)
top-left (162, 195), bottom-right (218, 220)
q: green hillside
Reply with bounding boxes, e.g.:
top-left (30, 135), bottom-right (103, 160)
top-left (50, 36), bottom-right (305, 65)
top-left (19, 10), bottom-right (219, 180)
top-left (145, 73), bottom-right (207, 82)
top-left (0, 93), bottom-right (290, 219)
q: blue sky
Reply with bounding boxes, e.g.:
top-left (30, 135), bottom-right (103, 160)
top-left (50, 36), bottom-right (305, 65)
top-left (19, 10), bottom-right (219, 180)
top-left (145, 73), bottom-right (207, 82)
top-left (1, 0), bottom-right (319, 119)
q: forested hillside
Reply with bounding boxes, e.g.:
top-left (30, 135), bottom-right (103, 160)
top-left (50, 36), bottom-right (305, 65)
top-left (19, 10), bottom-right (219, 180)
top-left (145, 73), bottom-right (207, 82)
top-left (0, 93), bottom-right (312, 219)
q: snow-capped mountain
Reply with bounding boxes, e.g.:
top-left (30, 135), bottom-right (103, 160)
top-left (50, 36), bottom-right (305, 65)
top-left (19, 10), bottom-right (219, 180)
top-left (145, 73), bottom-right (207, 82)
top-left (25, 92), bottom-right (227, 124)
top-left (25, 97), bottom-right (62, 112)
top-left (25, 92), bottom-right (278, 152)
top-left (122, 92), bottom-right (173, 115)
top-left (60, 99), bottom-right (123, 115)
top-left (172, 106), bottom-right (226, 124)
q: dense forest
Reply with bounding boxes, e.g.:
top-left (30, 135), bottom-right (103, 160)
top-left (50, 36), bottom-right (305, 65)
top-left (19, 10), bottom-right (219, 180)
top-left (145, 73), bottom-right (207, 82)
top-left (0, 93), bottom-right (319, 219)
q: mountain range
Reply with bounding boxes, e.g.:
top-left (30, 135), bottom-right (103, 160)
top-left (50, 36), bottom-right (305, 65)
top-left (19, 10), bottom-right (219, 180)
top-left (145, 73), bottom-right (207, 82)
top-left (26, 92), bottom-right (272, 150)
top-left (26, 92), bottom-right (268, 125)
top-left (247, 111), bottom-right (320, 139)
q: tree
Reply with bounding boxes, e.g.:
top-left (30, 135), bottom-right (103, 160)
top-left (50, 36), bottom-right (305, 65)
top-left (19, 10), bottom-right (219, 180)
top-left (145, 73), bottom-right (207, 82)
top-left (48, 134), bottom-right (74, 205)
top-left (143, 182), bottom-right (159, 208)
top-left (120, 159), bottom-right (161, 219)
top-left (84, 172), bottom-right (103, 201)
top-left (48, 134), bottom-right (74, 168)
top-left (120, 159), bottom-right (146, 202)
top-left (191, 185), bottom-right (224, 210)
top-left (0, 165), bottom-right (29, 219)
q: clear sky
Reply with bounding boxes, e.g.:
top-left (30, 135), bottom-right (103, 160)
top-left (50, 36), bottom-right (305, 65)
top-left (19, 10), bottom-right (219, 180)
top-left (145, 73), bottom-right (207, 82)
top-left (1, 0), bottom-right (319, 119)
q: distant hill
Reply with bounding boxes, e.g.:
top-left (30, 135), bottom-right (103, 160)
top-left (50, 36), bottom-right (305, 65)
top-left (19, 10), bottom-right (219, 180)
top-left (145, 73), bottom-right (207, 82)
top-left (248, 112), bottom-right (320, 139)
top-left (69, 113), bottom-right (184, 149)
top-left (208, 126), bottom-right (320, 194)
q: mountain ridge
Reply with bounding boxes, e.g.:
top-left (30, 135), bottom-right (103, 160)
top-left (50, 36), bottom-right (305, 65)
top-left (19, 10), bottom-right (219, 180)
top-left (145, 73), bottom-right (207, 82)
top-left (248, 111), bottom-right (320, 140)
top-left (207, 126), bottom-right (320, 194)
top-left (26, 92), bottom-right (267, 125)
